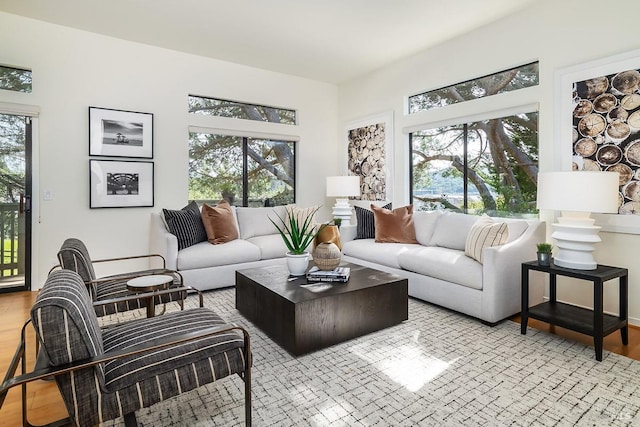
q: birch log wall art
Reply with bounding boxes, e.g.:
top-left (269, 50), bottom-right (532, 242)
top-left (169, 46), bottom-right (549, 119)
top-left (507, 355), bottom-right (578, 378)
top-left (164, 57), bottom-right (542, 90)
top-left (345, 112), bottom-right (393, 201)
top-left (572, 69), bottom-right (640, 215)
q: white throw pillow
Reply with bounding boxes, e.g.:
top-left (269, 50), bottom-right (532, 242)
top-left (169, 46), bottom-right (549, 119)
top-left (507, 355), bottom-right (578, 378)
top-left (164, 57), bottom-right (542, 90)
top-left (464, 215), bottom-right (509, 263)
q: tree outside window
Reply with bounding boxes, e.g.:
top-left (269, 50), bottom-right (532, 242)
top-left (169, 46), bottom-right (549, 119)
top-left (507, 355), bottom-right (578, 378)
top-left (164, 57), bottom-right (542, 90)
top-left (411, 112), bottom-right (538, 216)
top-left (409, 63), bottom-right (539, 217)
top-left (188, 96), bottom-right (297, 206)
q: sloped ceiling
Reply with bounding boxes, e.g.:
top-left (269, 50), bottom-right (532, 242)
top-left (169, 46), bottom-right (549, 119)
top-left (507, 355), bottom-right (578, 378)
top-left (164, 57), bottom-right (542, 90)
top-left (0, 0), bottom-right (534, 83)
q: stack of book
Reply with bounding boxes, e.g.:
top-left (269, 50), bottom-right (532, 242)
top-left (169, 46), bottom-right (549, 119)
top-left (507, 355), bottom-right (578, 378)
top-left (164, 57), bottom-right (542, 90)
top-left (306, 266), bottom-right (350, 283)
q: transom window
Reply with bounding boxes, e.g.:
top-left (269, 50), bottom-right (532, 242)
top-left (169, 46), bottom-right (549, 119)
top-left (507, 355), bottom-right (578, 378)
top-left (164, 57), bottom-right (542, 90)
top-left (189, 132), bottom-right (296, 207)
top-left (0, 65), bottom-right (32, 93)
top-left (409, 62), bottom-right (538, 114)
top-left (188, 95), bottom-right (296, 125)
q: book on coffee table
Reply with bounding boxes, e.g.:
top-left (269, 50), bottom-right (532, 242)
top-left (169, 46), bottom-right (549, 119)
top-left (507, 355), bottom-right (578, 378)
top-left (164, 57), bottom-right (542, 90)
top-left (306, 266), bottom-right (350, 282)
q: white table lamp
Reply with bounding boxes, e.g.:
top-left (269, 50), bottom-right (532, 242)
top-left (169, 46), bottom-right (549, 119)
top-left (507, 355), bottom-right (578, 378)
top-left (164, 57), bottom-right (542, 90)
top-left (537, 171), bottom-right (619, 270)
top-left (326, 176), bottom-right (361, 226)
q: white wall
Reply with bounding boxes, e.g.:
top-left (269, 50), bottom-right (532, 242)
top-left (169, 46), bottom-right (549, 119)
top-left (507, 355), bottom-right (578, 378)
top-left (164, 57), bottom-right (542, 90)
top-left (338, 0), bottom-right (640, 325)
top-left (0, 12), bottom-right (339, 288)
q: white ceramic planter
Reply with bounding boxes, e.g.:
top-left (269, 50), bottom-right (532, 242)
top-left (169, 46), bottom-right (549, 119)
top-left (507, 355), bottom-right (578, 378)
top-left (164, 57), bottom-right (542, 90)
top-left (286, 252), bottom-right (309, 276)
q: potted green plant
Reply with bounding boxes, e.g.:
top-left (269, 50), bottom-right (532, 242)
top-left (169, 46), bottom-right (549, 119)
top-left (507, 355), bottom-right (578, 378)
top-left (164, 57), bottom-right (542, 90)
top-left (536, 243), bottom-right (553, 267)
top-left (270, 207), bottom-right (326, 276)
top-left (332, 217), bottom-right (342, 229)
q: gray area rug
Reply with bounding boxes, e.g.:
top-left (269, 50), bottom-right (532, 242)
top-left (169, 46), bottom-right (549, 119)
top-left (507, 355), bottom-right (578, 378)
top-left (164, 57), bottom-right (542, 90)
top-left (102, 288), bottom-right (640, 426)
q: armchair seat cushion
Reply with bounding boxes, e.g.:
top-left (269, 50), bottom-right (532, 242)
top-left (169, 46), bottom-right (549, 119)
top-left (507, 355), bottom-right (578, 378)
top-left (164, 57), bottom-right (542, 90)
top-left (102, 308), bottom-right (246, 391)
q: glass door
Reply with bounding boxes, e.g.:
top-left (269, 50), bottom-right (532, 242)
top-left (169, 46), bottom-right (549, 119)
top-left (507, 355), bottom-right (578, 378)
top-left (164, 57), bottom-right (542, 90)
top-left (0, 113), bottom-right (31, 292)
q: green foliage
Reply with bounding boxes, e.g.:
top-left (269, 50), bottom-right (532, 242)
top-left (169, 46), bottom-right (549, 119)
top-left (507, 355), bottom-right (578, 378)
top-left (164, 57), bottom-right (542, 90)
top-left (536, 243), bottom-right (553, 254)
top-left (188, 132), bottom-right (295, 206)
top-left (270, 207), bottom-right (325, 255)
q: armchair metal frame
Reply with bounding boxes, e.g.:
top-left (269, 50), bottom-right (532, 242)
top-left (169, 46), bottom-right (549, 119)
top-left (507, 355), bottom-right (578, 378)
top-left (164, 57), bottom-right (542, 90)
top-left (0, 289), bottom-right (250, 427)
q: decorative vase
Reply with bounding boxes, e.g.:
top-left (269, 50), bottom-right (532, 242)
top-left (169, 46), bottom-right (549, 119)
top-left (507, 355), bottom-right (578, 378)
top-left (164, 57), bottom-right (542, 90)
top-left (314, 225), bottom-right (342, 250)
top-left (286, 252), bottom-right (309, 276)
top-left (312, 242), bottom-right (341, 271)
top-left (537, 252), bottom-right (551, 267)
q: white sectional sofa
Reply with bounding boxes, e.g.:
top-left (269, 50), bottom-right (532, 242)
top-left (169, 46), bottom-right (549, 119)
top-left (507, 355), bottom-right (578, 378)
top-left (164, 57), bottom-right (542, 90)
top-left (340, 209), bottom-right (545, 324)
top-left (149, 205), bottom-right (289, 290)
top-left (150, 202), bottom-right (544, 324)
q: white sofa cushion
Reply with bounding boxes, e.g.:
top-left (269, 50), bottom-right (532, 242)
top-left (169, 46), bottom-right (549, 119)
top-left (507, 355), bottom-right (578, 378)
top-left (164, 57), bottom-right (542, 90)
top-left (246, 235), bottom-right (289, 260)
top-left (342, 239), bottom-right (421, 269)
top-left (177, 239), bottom-right (261, 270)
top-left (398, 246), bottom-right (483, 290)
top-left (429, 212), bottom-right (479, 250)
top-left (236, 206), bottom-right (287, 239)
top-left (412, 210), bottom-right (444, 246)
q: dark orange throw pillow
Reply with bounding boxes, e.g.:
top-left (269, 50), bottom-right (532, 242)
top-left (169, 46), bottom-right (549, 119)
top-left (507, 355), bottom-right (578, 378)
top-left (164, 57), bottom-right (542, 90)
top-left (371, 204), bottom-right (418, 244)
top-left (201, 201), bottom-right (239, 244)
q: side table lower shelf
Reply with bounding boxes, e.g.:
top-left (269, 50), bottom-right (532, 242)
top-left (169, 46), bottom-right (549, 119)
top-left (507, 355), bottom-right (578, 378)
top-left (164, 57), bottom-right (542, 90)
top-left (527, 301), bottom-right (627, 338)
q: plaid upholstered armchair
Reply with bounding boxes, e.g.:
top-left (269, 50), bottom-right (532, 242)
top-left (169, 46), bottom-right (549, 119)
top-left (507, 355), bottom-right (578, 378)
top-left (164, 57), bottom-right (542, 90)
top-left (0, 270), bottom-right (251, 427)
top-left (56, 237), bottom-right (192, 317)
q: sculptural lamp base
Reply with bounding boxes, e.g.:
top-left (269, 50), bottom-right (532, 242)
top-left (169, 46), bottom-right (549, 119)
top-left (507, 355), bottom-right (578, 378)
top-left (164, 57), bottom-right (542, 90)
top-left (331, 198), bottom-right (353, 226)
top-left (552, 211), bottom-right (601, 270)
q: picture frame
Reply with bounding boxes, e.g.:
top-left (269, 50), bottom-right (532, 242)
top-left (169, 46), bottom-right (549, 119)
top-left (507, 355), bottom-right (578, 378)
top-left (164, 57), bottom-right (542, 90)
top-left (90, 159), bottom-right (154, 208)
top-left (344, 111), bottom-right (394, 201)
top-left (555, 49), bottom-right (640, 234)
top-left (89, 107), bottom-right (153, 158)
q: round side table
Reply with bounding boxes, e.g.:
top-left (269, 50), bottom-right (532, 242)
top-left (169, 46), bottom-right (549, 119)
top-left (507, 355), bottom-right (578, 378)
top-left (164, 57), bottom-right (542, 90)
top-left (126, 274), bottom-right (173, 318)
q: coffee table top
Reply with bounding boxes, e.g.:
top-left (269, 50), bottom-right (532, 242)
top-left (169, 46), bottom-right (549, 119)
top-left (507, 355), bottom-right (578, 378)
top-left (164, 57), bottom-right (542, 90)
top-left (236, 262), bottom-right (405, 304)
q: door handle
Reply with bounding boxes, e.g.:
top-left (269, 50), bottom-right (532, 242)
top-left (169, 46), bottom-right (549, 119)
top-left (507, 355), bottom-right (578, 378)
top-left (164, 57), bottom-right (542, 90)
top-left (19, 193), bottom-right (31, 214)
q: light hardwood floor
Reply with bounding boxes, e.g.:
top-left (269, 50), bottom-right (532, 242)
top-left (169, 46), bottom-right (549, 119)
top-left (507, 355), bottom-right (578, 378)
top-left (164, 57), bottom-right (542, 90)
top-left (0, 291), bottom-right (638, 426)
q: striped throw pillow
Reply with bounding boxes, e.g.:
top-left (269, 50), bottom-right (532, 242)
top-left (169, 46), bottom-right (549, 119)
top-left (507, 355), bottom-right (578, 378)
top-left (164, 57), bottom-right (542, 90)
top-left (464, 215), bottom-right (509, 264)
top-left (162, 201), bottom-right (208, 250)
top-left (355, 203), bottom-right (392, 239)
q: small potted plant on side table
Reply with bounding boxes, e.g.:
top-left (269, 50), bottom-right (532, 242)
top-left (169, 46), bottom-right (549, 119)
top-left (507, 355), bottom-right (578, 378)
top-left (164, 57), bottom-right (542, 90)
top-left (536, 243), bottom-right (553, 267)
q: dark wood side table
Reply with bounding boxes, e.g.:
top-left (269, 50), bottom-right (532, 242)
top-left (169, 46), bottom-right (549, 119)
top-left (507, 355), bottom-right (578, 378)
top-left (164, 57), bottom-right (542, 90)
top-left (521, 260), bottom-right (628, 361)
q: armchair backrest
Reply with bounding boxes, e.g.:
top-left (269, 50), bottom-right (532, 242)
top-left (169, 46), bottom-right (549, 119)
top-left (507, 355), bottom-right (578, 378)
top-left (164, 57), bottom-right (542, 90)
top-left (57, 238), bottom-right (97, 288)
top-left (31, 270), bottom-right (104, 368)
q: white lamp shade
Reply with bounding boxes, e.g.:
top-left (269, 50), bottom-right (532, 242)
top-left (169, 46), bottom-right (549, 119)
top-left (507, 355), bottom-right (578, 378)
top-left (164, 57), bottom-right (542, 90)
top-left (326, 176), bottom-right (361, 197)
top-left (536, 171), bottom-right (619, 213)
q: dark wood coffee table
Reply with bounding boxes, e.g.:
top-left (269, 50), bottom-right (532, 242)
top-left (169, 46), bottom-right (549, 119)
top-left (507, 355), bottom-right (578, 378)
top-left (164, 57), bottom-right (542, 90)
top-left (235, 262), bottom-right (408, 356)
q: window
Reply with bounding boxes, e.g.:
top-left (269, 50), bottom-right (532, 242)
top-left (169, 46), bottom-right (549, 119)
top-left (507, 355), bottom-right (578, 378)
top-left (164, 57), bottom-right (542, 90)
top-left (189, 132), bottom-right (296, 207)
top-left (408, 62), bottom-right (538, 114)
top-left (410, 112), bottom-right (538, 216)
top-left (0, 65), bottom-right (32, 93)
top-left (188, 95), bottom-right (296, 125)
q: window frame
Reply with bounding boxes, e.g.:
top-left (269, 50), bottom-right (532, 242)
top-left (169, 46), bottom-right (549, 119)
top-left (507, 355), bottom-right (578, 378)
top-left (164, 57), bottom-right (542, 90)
top-left (188, 94), bottom-right (297, 125)
top-left (188, 131), bottom-right (297, 207)
top-left (0, 65), bottom-right (32, 93)
top-left (408, 61), bottom-right (539, 114)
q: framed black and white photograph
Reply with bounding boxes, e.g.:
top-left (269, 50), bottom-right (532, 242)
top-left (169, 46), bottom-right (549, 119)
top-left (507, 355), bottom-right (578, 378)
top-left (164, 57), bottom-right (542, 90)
top-left (90, 159), bottom-right (154, 208)
top-left (89, 107), bottom-right (153, 158)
